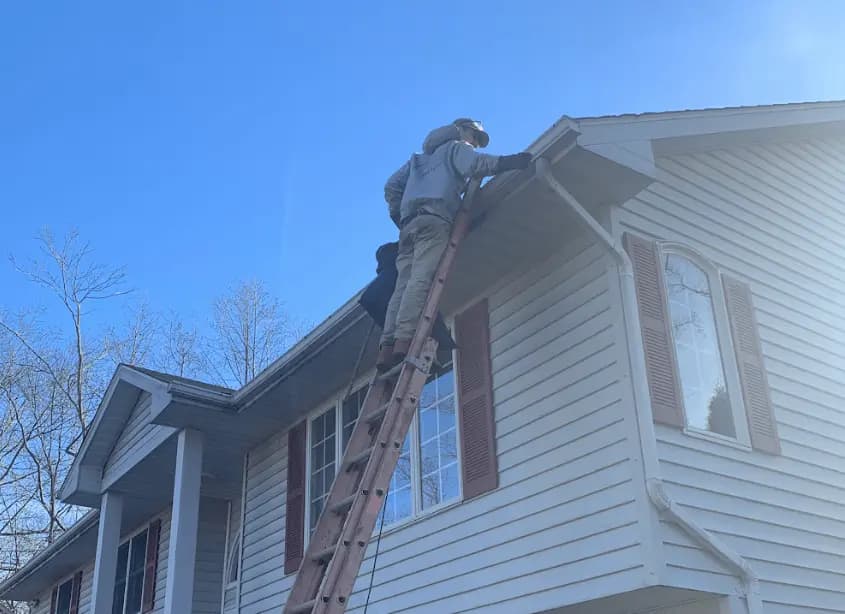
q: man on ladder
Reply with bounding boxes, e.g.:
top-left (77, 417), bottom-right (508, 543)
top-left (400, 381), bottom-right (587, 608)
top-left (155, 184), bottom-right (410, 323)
top-left (377, 118), bottom-right (533, 372)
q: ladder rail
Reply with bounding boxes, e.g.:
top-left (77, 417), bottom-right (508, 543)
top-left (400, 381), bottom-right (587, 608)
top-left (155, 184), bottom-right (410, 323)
top-left (284, 179), bottom-right (482, 614)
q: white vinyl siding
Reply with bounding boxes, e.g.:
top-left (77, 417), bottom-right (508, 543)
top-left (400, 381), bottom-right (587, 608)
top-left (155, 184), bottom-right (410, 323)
top-left (193, 498), bottom-right (228, 614)
top-left (102, 393), bottom-right (176, 488)
top-left (25, 503), bottom-right (232, 614)
top-left (239, 236), bottom-right (644, 613)
top-left (618, 136), bottom-right (845, 612)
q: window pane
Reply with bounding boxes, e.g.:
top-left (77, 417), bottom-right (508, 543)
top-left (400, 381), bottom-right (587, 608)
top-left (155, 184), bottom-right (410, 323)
top-left (420, 406), bottom-right (438, 443)
top-left (228, 535), bottom-right (240, 583)
top-left (129, 532), bottom-right (148, 574)
top-left (665, 254), bottom-right (735, 437)
top-left (441, 462), bottom-right (460, 502)
top-left (56, 580), bottom-right (73, 614)
top-left (418, 364), bottom-right (459, 509)
top-left (342, 386), bottom-right (368, 451)
top-left (112, 542), bottom-right (130, 614)
top-left (310, 407), bottom-right (337, 532)
top-left (125, 531), bottom-right (148, 614)
top-left (377, 431), bottom-right (413, 529)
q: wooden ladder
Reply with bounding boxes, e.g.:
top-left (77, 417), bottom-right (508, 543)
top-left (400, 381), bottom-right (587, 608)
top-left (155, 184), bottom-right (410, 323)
top-left (283, 180), bottom-right (482, 614)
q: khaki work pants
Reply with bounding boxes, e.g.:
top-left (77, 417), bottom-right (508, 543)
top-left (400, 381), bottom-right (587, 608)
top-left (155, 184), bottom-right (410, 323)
top-left (381, 214), bottom-right (451, 345)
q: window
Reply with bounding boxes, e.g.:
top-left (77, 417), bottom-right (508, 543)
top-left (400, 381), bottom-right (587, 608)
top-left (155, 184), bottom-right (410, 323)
top-left (341, 386), bottom-right (367, 451)
top-left (309, 406), bottom-right (336, 533)
top-left (112, 529), bottom-right (148, 614)
top-left (379, 364), bottom-right (460, 526)
top-left (226, 533), bottom-right (240, 584)
top-left (54, 578), bottom-right (73, 614)
top-left (660, 244), bottom-right (748, 443)
top-left (307, 383), bottom-right (370, 534)
top-left (305, 367), bottom-right (460, 536)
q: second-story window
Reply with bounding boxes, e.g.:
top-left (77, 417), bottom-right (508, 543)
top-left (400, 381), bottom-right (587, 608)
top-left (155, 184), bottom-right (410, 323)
top-left (308, 407), bottom-right (336, 533)
top-left (656, 242), bottom-right (755, 444)
top-left (306, 383), bottom-right (370, 534)
top-left (664, 252), bottom-right (734, 437)
top-left (305, 363), bottom-right (461, 537)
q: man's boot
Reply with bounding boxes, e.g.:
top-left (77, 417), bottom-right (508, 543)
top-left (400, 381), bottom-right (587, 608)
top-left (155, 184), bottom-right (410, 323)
top-left (391, 338), bottom-right (411, 365)
top-left (376, 342), bottom-right (395, 373)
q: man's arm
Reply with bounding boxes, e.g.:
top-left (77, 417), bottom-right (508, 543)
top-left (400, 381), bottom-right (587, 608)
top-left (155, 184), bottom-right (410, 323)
top-left (449, 142), bottom-right (533, 180)
top-left (384, 161), bottom-right (410, 227)
top-left (449, 142), bottom-right (500, 179)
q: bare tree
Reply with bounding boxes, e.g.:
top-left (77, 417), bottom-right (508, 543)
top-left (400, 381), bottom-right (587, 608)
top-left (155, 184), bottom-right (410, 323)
top-left (0, 230), bottom-right (132, 588)
top-left (106, 301), bottom-right (159, 367)
top-left (1, 230), bottom-right (300, 592)
top-left (157, 314), bottom-right (203, 378)
top-left (8, 229), bottom-right (128, 433)
top-left (207, 279), bottom-right (296, 387)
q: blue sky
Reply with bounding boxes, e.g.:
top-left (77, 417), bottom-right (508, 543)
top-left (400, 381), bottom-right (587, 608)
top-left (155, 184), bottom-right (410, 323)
top-left (1, 0), bottom-right (844, 335)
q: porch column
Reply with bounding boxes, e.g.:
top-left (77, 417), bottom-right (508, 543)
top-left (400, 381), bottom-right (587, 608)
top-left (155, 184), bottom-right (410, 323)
top-left (164, 429), bottom-right (204, 614)
top-left (91, 491), bottom-right (123, 614)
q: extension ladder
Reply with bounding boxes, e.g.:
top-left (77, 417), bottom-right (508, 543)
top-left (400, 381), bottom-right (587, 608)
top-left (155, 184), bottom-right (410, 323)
top-left (283, 179), bottom-right (482, 614)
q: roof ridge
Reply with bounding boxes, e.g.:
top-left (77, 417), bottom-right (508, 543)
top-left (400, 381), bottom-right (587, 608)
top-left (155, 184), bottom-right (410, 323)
top-left (576, 99), bottom-right (845, 122)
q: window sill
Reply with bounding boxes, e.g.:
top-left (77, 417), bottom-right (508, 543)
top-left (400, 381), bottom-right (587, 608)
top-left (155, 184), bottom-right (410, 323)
top-left (372, 496), bottom-right (464, 540)
top-left (682, 426), bottom-right (752, 452)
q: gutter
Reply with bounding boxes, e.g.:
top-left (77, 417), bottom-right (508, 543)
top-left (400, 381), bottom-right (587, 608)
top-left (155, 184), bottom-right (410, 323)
top-left (0, 510), bottom-right (99, 598)
top-left (536, 158), bottom-right (762, 614)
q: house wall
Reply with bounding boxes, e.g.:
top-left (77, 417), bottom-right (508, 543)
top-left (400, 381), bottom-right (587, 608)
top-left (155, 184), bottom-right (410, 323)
top-left (193, 499), bottom-right (228, 614)
top-left (102, 393), bottom-right (175, 488)
top-left (616, 136), bottom-right (845, 613)
top-left (25, 499), bottom-right (227, 614)
top-left (238, 235), bottom-right (649, 613)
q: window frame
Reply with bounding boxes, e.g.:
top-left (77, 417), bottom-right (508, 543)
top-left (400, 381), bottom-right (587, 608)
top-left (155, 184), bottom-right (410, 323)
top-left (111, 524), bottom-right (150, 614)
top-left (304, 356), bottom-right (463, 542)
top-left (658, 242), bottom-right (751, 447)
top-left (221, 456), bottom-right (248, 610)
top-left (223, 496), bottom-right (242, 590)
top-left (52, 574), bottom-right (75, 614)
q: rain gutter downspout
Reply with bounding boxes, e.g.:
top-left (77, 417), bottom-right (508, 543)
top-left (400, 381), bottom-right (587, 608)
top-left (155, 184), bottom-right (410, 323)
top-left (535, 158), bottom-right (762, 614)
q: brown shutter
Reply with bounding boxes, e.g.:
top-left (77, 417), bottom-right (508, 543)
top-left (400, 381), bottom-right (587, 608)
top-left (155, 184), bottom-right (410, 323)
top-left (50, 586), bottom-right (57, 614)
top-left (455, 298), bottom-right (498, 500)
top-left (284, 421), bottom-right (307, 574)
top-left (723, 275), bottom-right (781, 454)
top-left (68, 571), bottom-right (82, 614)
top-left (141, 518), bottom-right (162, 612)
top-left (624, 233), bottom-right (686, 427)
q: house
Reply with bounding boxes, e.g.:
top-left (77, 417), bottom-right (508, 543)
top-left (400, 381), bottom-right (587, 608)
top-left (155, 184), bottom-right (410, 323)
top-left (2, 100), bottom-right (845, 614)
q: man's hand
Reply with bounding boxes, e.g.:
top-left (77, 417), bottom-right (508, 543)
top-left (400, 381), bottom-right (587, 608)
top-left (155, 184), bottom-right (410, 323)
top-left (495, 152), bottom-right (533, 173)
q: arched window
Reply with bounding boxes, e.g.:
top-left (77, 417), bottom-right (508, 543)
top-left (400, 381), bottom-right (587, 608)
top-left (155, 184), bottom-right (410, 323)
top-left (661, 244), bottom-right (749, 443)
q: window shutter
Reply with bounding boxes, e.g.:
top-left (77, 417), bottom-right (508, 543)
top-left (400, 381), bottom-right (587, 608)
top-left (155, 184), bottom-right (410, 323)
top-left (722, 275), bottom-right (781, 454)
top-left (50, 586), bottom-right (57, 614)
top-left (284, 421), bottom-right (307, 574)
top-left (624, 233), bottom-right (686, 427)
top-left (141, 518), bottom-right (162, 613)
top-left (68, 571), bottom-right (82, 614)
top-left (455, 298), bottom-right (498, 500)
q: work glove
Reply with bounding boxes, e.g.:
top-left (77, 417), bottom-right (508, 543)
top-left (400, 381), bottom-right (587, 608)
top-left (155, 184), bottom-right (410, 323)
top-left (495, 152), bottom-right (533, 173)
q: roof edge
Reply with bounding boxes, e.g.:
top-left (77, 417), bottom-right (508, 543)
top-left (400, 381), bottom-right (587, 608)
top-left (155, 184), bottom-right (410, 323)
top-left (0, 510), bottom-right (98, 598)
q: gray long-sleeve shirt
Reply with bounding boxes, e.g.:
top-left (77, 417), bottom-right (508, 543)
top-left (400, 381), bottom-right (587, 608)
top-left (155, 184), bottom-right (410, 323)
top-left (385, 124), bottom-right (500, 225)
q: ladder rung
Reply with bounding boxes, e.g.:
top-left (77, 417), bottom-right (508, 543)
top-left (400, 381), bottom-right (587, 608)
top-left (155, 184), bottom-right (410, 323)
top-left (331, 495), bottom-right (356, 515)
top-left (312, 542), bottom-right (339, 563)
top-left (365, 403), bottom-right (389, 426)
top-left (288, 599), bottom-right (316, 614)
top-left (376, 361), bottom-right (404, 381)
top-left (345, 446), bottom-right (374, 470)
